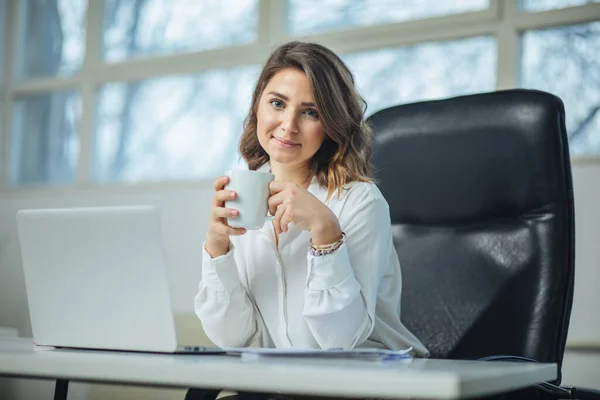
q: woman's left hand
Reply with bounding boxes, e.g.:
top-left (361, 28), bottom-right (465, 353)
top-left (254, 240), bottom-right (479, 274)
top-left (268, 181), bottom-right (342, 244)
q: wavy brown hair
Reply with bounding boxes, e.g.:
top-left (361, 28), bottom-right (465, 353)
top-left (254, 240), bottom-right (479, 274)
top-left (239, 41), bottom-right (373, 200)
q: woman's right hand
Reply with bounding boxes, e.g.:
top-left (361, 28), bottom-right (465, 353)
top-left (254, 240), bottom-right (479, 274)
top-left (205, 176), bottom-right (246, 258)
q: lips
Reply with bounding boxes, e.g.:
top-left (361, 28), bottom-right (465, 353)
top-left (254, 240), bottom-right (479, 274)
top-left (273, 137), bottom-right (300, 147)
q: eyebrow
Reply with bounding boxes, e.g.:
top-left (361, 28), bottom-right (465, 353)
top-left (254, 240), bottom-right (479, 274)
top-left (267, 91), bottom-right (316, 107)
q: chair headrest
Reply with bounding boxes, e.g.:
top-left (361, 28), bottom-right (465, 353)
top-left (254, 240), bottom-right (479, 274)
top-left (368, 89), bottom-right (570, 225)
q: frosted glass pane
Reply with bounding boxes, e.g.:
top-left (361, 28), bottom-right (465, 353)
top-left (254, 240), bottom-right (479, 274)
top-left (344, 36), bottom-right (497, 117)
top-left (15, 0), bottom-right (87, 79)
top-left (289, 0), bottom-right (489, 35)
top-left (11, 91), bottom-right (81, 185)
top-left (103, 0), bottom-right (258, 62)
top-left (94, 66), bottom-right (259, 182)
top-left (519, 0), bottom-right (600, 12)
top-left (520, 23), bottom-right (600, 155)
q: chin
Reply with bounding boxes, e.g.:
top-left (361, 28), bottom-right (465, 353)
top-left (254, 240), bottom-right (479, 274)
top-left (269, 153), bottom-right (298, 165)
top-left (267, 151), bottom-right (306, 166)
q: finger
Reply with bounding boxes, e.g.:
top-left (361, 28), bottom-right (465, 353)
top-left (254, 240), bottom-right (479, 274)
top-left (272, 203), bottom-right (287, 236)
top-left (280, 208), bottom-right (294, 233)
top-left (212, 221), bottom-right (246, 236)
top-left (212, 207), bottom-right (239, 220)
top-left (268, 191), bottom-right (287, 216)
top-left (214, 176), bottom-right (229, 191)
top-left (213, 189), bottom-right (237, 207)
top-left (269, 180), bottom-right (289, 196)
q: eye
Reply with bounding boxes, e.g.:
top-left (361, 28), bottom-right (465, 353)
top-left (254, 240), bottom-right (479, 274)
top-left (270, 99), bottom-right (284, 109)
top-left (304, 108), bottom-right (319, 118)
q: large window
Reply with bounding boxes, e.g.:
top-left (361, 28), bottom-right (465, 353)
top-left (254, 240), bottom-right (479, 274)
top-left (1, 0), bottom-right (599, 189)
top-left (519, 0), bottom-right (600, 12)
top-left (345, 36), bottom-right (497, 116)
top-left (14, 0), bottom-right (87, 80)
top-left (520, 22), bottom-right (600, 155)
top-left (94, 66), bottom-right (258, 182)
top-left (103, 0), bottom-right (258, 62)
top-left (11, 91), bottom-right (81, 185)
top-left (288, 0), bottom-right (489, 35)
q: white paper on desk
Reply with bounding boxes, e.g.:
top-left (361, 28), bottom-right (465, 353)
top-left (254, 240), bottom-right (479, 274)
top-left (226, 347), bottom-right (413, 361)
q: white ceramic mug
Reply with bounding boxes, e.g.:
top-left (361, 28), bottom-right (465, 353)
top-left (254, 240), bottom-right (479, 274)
top-left (225, 169), bottom-right (275, 230)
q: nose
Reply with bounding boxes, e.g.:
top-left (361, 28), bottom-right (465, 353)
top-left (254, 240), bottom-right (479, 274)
top-left (280, 110), bottom-right (299, 134)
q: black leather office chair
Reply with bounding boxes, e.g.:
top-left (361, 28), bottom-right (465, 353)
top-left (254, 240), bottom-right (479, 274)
top-left (185, 90), bottom-right (599, 400)
top-left (368, 89), bottom-right (591, 399)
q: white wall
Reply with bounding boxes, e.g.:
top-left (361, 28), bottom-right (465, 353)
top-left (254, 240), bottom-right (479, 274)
top-left (569, 163), bottom-right (600, 347)
top-left (563, 162), bottom-right (600, 394)
top-left (0, 164), bottom-right (599, 398)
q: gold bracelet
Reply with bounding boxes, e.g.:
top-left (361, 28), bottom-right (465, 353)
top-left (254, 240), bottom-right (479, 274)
top-left (309, 233), bottom-right (346, 257)
top-left (310, 232), bottom-right (345, 250)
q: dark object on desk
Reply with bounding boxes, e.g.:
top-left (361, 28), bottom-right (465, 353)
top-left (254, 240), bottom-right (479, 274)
top-left (369, 89), bottom-right (587, 400)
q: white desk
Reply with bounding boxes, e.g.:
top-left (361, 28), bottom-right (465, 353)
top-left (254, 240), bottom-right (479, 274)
top-left (0, 338), bottom-right (556, 399)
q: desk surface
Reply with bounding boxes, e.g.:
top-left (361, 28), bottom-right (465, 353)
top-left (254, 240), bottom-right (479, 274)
top-left (0, 338), bottom-right (556, 399)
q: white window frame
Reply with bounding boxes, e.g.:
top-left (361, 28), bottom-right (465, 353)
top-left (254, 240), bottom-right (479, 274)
top-left (1, 0), bottom-right (600, 194)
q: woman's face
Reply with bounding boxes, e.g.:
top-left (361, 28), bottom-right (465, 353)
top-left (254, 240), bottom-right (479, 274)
top-left (256, 68), bottom-right (326, 170)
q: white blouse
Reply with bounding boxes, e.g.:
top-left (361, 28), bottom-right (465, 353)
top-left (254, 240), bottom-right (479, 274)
top-left (195, 164), bottom-right (429, 357)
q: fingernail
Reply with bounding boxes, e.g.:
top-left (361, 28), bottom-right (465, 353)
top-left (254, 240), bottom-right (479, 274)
top-left (241, 229), bottom-right (246, 234)
top-left (230, 191), bottom-right (236, 198)
top-left (231, 210), bottom-right (238, 216)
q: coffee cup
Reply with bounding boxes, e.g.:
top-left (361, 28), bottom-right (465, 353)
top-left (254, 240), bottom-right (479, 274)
top-left (225, 169), bottom-right (275, 230)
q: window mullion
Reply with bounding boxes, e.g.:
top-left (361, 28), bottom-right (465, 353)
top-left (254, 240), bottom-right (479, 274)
top-left (496, 0), bottom-right (519, 90)
top-left (258, 0), bottom-right (289, 54)
top-left (1, 0), bottom-right (17, 190)
top-left (77, 0), bottom-right (104, 185)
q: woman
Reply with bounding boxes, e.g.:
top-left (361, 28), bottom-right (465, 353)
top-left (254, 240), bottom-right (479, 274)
top-left (195, 41), bottom-right (428, 357)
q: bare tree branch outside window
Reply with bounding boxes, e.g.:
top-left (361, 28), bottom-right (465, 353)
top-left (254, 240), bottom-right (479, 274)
top-left (520, 22), bottom-right (600, 155)
top-left (95, 0), bottom-right (259, 182)
top-left (12, 0), bottom-right (83, 185)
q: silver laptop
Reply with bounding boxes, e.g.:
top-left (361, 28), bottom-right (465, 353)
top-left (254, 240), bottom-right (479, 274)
top-left (16, 205), bottom-right (223, 354)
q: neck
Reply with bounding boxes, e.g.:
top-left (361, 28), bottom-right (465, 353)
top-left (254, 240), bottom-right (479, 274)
top-left (270, 161), bottom-right (313, 189)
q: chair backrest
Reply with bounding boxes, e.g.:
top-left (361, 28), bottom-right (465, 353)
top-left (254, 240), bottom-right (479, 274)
top-left (369, 89), bottom-right (575, 381)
